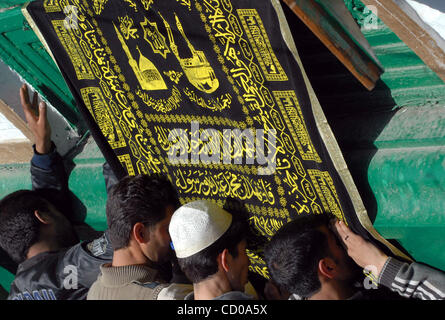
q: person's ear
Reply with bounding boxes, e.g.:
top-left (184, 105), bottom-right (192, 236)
top-left (318, 258), bottom-right (337, 279)
top-left (34, 210), bottom-right (51, 225)
top-left (132, 222), bottom-right (149, 244)
top-left (219, 248), bottom-right (230, 272)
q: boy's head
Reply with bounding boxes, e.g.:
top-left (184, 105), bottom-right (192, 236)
top-left (106, 174), bottom-right (180, 263)
top-left (0, 189), bottom-right (78, 263)
top-left (169, 200), bottom-right (250, 291)
top-left (264, 214), bottom-right (360, 298)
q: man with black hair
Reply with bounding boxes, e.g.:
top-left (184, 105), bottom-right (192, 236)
top-left (169, 200), bottom-right (253, 300)
top-left (0, 85), bottom-right (113, 300)
top-left (0, 190), bottom-right (79, 264)
top-left (87, 174), bottom-right (192, 300)
top-left (264, 214), bottom-right (445, 300)
top-left (264, 214), bottom-right (362, 300)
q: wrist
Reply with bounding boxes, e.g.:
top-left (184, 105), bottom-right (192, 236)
top-left (35, 139), bottom-right (52, 154)
top-left (374, 254), bottom-right (389, 278)
top-left (34, 140), bottom-right (54, 155)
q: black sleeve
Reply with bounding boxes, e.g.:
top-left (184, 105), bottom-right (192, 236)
top-left (30, 143), bottom-right (83, 224)
top-left (30, 142), bottom-right (69, 192)
top-left (102, 162), bottom-right (119, 194)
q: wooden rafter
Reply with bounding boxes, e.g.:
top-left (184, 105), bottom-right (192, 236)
top-left (361, 0), bottom-right (445, 83)
top-left (0, 98), bottom-right (33, 164)
top-left (0, 98), bottom-right (33, 141)
top-left (281, 0), bottom-right (384, 91)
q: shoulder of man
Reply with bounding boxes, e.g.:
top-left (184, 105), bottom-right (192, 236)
top-left (132, 281), bottom-right (193, 300)
top-left (62, 238), bottom-right (112, 288)
top-left (157, 283), bottom-right (194, 300)
top-left (213, 291), bottom-right (254, 300)
top-left (8, 250), bottom-right (89, 300)
top-left (84, 231), bottom-right (113, 260)
top-left (10, 239), bottom-right (110, 300)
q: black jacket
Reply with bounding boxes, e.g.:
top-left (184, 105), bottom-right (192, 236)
top-left (8, 233), bottom-right (112, 300)
top-left (7, 145), bottom-right (113, 300)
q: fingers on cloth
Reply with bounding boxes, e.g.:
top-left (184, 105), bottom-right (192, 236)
top-left (338, 220), bottom-right (353, 236)
top-left (334, 220), bottom-right (348, 238)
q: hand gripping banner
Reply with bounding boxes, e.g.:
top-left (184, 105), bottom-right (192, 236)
top-left (24, 0), bottom-right (410, 278)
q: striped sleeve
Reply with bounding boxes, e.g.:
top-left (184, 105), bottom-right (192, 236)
top-left (378, 257), bottom-right (445, 300)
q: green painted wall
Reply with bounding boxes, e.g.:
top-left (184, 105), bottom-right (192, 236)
top-left (344, 0), bottom-right (445, 106)
top-left (280, 0), bottom-right (445, 271)
top-left (0, 0), bottom-right (27, 9)
top-left (0, 0), bottom-right (444, 294)
top-left (342, 0), bottom-right (445, 267)
top-left (343, 0), bottom-right (445, 269)
top-left (0, 6), bottom-right (82, 128)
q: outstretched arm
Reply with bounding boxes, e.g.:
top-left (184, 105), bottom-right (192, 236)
top-left (334, 220), bottom-right (445, 300)
top-left (20, 85), bottom-right (114, 264)
top-left (20, 84), bottom-right (51, 154)
top-left (20, 84), bottom-right (68, 191)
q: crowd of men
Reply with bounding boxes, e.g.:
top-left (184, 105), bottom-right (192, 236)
top-left (0, 85), bottom-right (444, 300)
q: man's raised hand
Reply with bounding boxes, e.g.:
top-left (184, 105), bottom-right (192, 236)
top-left (334, 220), bottom-right (389, 278)
top-left (20, 84), bottom-right (52, 154)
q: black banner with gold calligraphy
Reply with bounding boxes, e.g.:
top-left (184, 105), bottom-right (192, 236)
top-left (25, 0), bottom-right (409, 278)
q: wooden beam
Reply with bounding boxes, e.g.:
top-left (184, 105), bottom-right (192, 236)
top-left (0, 98), bottom-right (33, 142)
top-left (0, 99), bottom-right (33, 164)
top-left (0, 141), bottom-right (33, 164)
top-left (361, 0), bottom-right (445, 83)
top-left (282, 0), bottom-right (383, 91)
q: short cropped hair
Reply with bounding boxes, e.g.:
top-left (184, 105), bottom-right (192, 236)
top-left (177, 214), bottom-right (248, 283)
top-left (0, 190), bottom-right (52, 263)
top-left (264, 214), bottom-right (332, 298)
top-left (106, 174), bottom-right (180, 250)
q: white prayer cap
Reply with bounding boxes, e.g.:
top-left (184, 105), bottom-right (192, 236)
top-left (169, 200), bottom-right (232, 258)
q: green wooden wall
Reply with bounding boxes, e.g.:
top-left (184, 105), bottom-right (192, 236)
top-left (343, 0), bottom-right (445, 271)
top-left (0, 6), bottom-right (81, 127)
top-left (282, 0), bottom-right (445, 270)
top-left (0, 0), bottom-right (444, 294)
